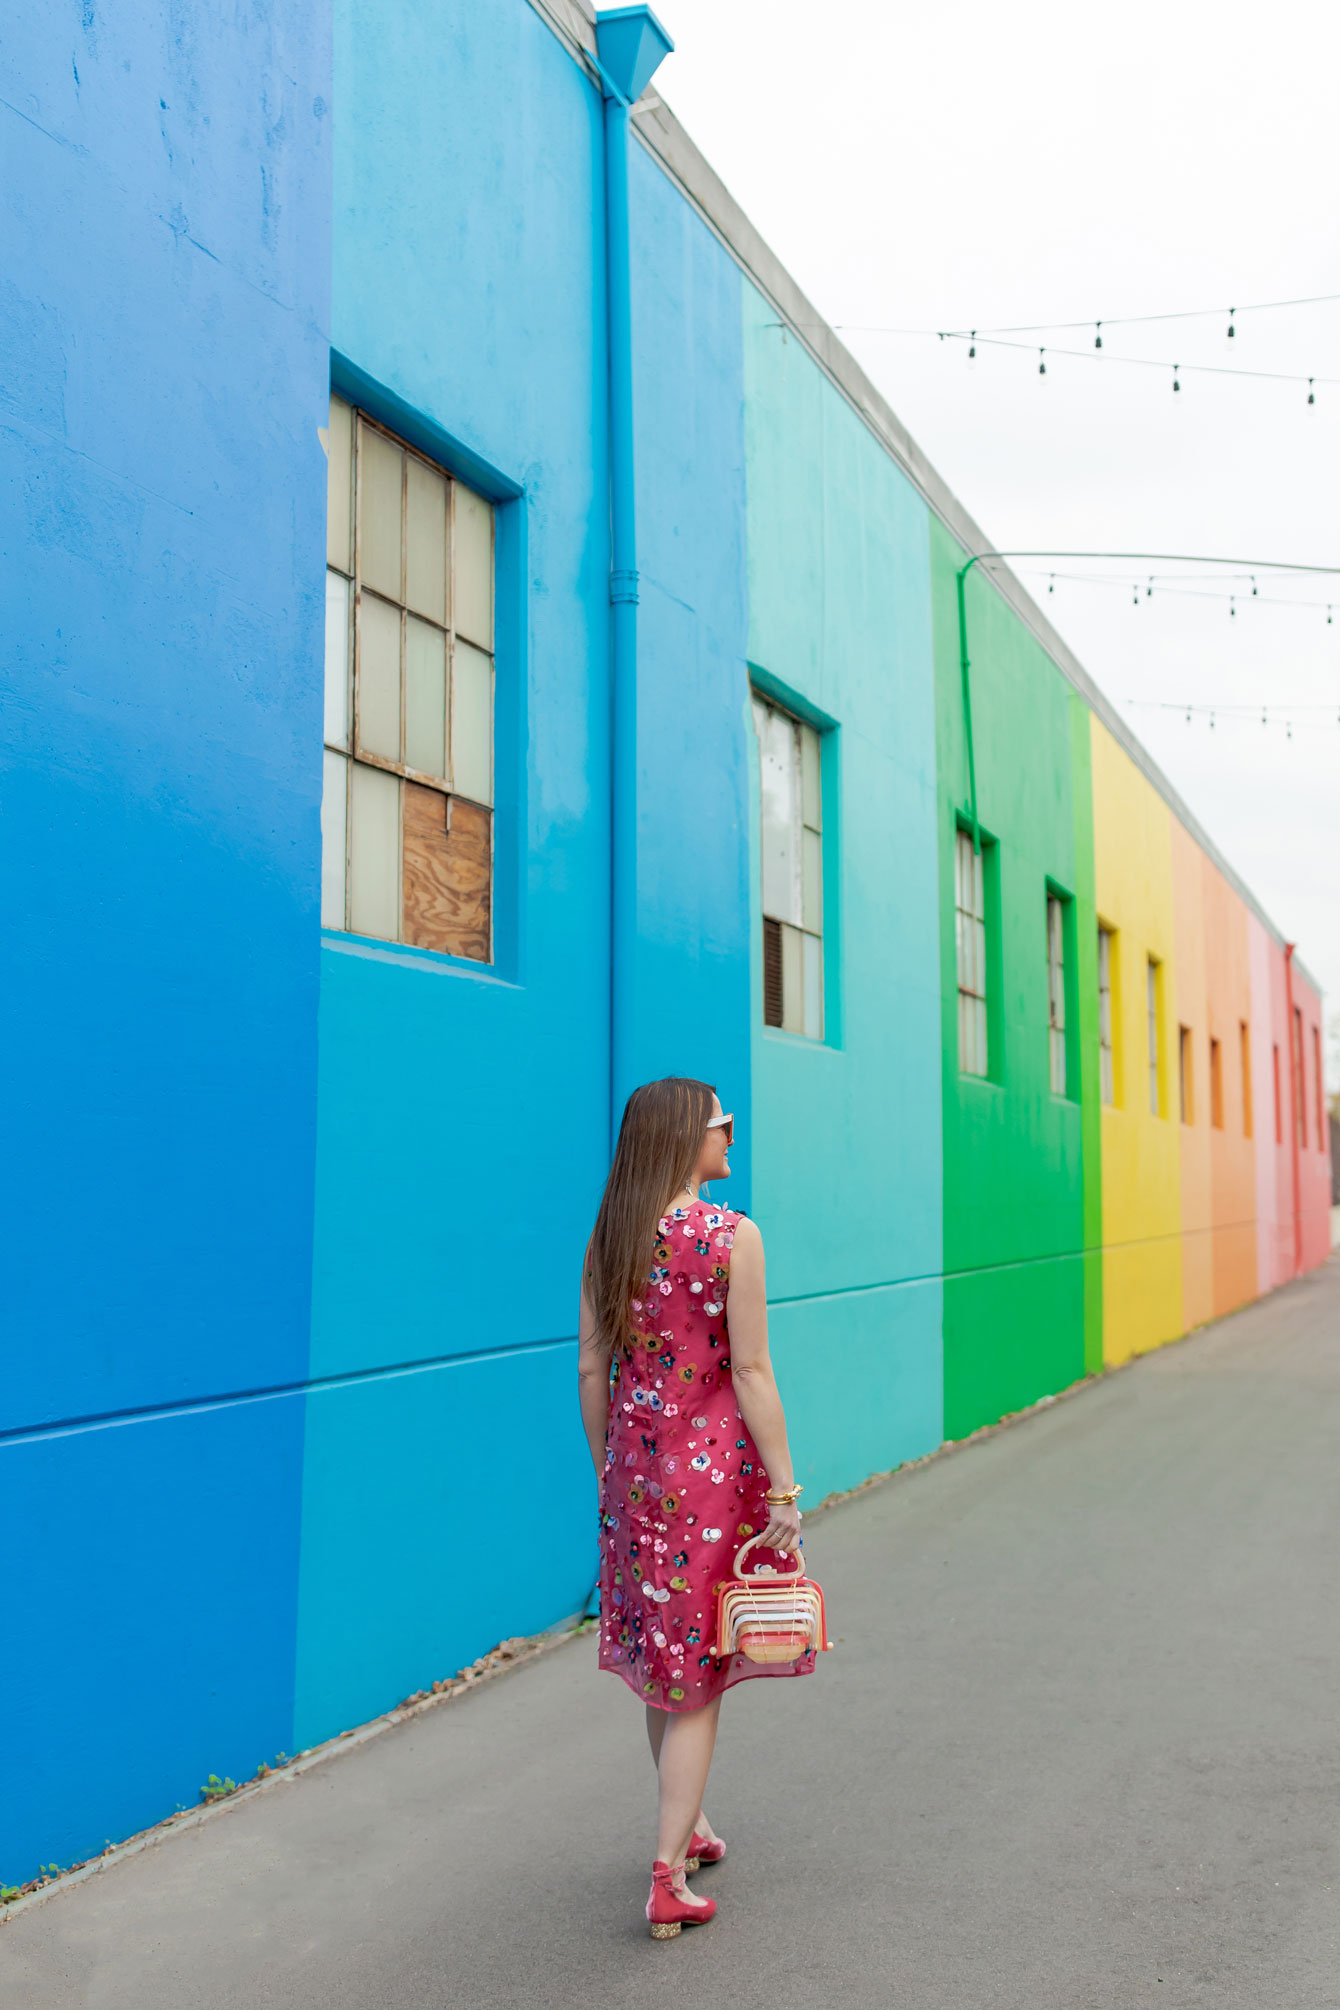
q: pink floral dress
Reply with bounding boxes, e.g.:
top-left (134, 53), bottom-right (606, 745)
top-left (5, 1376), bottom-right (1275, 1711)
top-left (597, 1199), bottom-right (816, 1711)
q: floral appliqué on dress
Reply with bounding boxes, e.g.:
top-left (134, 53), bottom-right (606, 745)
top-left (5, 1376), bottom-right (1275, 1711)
top-left (597, 1200), bottom-right (816, 1710)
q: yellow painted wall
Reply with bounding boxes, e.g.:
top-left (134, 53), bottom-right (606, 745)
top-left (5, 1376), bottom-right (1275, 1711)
top-left (1090, 718), bottom-right (1183, 1365)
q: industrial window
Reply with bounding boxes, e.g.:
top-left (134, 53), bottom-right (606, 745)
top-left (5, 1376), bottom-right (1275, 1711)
top-left (1179, 1025), bottom-right (1194, 1125)
top-left (1314, 1025), bottom-right (1324, 1148)
top-left (1097, 926), bottom-right (1116, 1107)
top-left (1046, 893), bottom-right (1067, 1096)
top-left (1272, 1044), bottom-right (1282, 1144)
top-left (1293, 1008), bottom-right (1306, 1147)
top-left (1147, 958), bottom-right (1162, 1116)
top-left (1209, 1036), bottom-right (1224, 1129)
top-left (322, 394), bottom-right (494, 960)
top-left (955, 829), bottom-right (988, 1077)
top-left (754, 695), bottom-right (823, 1039)
top-left (1240, 1021), bottom-right (1253, 1138)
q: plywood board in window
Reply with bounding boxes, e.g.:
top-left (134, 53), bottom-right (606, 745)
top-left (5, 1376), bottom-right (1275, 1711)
top-left (403, 786), bottom-right (491, 962)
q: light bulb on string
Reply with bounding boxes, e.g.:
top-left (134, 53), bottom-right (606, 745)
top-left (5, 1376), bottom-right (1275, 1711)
top-left (1039, 348), bottom-right (1047, 376)
top-left (1261, 708), bottom-right (1268, 727)
top-left (1210, 711), bottom-right (1216, 729)
top-left (1185, 707), bottom-right (1192, 724)
top-left (1227, 308), bottom-right (1236, 339)
top-left (1048, 574), bottom-right (1055, 595)
top-left (968, 331), bottom-right (976, 359)
top-left (1172, 364), bottom-right (1181, 393)
top-left (1229, 596), bottom-right (1236, 618)
top-left (1251, 576), bottom-right (1258, 597)
top-left (1307, 378), bottom-right (1315, 406)
top-left (1094, 323), bottom-right (1103, 350)
top-left (1146, 577), bottom-right (1154, 599)
top-left (1132, 583), bottom-right (1139, 606)
top-left (1328, 605), bottom-right (1333, 626)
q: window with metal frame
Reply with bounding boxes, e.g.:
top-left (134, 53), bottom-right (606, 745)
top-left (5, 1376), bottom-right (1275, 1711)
top-left (322, 394), bottom-right (495, 961)
top-left (1210, 1035), bottom-right (1224, 1129)
top-left (1240, 1021), bottom-right (1253, 1138)
top-left (1293, 1008), bottom-right (1306, 1146)
top-left (955, 829), bottom-right (988, 1077)
top-left (1147, 958), bottom-right (1162, 1116)
top-left (1179, 1025), bottom-right (1194, 1125)
top-left (1046, 893), bottom-right (1067, 1096)
top-left (754, 694), bottom-right (824, 1040)
top-left (1313, 1025), bottom-right (1324, 1149)
top-left (1097, 925), bottom-right (1116, 1106)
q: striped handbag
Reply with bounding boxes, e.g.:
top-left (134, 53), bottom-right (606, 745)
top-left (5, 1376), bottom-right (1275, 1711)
top-left (714, 1537), bottom-right (831, 1665)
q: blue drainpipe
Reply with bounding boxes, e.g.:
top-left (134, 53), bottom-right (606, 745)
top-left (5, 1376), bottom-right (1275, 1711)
top-left (593, 7), bottom-right (674, 1151)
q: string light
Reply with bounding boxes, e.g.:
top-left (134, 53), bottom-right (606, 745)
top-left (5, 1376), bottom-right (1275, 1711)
top-left (1172, 363), bottom-right (1181, 393)
top-left (1227, 308), bottom-right (1236, 339)
top-left (1094, 322), bottom-right (1103, 349)
top-left (1308, 378), bottom-right (1316, 405)
top-left (968, 331), bottom-right (976, 358)
top-left (1038, 348), bottom-right (1047, 375)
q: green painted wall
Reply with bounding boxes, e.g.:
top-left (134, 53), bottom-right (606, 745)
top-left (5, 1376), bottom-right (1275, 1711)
top-left (929, 524), bottom-right (1100, 1437)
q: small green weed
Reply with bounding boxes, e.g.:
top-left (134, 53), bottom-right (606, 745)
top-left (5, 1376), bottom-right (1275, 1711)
top-left (200, 1775), bottom-right (239, 1803)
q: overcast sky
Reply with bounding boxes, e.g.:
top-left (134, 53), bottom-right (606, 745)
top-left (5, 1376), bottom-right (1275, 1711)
top-left (650, 0), bottom-right (1339, 1083)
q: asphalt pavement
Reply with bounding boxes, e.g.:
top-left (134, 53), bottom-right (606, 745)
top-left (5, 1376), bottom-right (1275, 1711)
top-left (5, 1255), bottom-right (1339, 2009)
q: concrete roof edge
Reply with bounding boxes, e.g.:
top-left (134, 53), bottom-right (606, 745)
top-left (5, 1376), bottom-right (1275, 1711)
top-left (517, 3), bottom-right (1321, 996)
top-left (627, 95), bottom-right (1320, 994)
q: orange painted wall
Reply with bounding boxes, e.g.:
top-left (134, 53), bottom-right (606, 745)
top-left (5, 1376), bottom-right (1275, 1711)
top-left (1170, 821), bottom-right (1213, 1330)
top-left (1200, 857), bottom-right (1257, 1317)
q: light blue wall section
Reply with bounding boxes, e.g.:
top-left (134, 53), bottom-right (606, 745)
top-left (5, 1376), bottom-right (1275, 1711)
top-left (294, 1344), bottom-right (589, 1749)
top-left (742, 286), bottom-right (945, 1492)
top-left (1, 0), bottom-right (329, 1880)
top-left (300, 0), bottom-right (612, 1739)
top-left (625, 138), bottom-right (752, 1205)
top-left (299, 0), bottom-right (750, 1739)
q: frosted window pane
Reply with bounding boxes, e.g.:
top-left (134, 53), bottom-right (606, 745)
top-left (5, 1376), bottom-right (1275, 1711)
top-left (454, 482), bottom-right (494, 647)
top-left (358, 593), bottom-right (401, 762)
top-left (406, 458), bottom-right (447, 624)
top-left (800, 724), bottom-right (822, 830)
top-left (780, 922), bottom-right (804, 1035)
top-left (324, 570), bottom-right (351, 750)
top-left (759, 707), bottom-right (799, 923)
top-left (321, 750), bottom-right (348, 929)
top-left (405, 617), bottom-right (447, 779)
top-left (802, 930), bottom-right (823, 1040)
top-left (348, 762), bottom-right (400, 941)
top-left (359, 426), bottom-right (403, 601)
top-left (327, 397), bottom-right (353, 573)
top-left (801, 827), bottom-right (823, 933)
top-left (451, 639), bottom-right (494, 806)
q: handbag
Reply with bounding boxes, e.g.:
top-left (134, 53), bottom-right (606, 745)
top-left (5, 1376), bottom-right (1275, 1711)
top-left (713, 1536), bottom-right (832, 1665)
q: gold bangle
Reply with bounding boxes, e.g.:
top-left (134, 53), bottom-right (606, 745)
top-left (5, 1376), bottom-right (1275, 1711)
top-left (765, 1485), bottom-right (803, 1506)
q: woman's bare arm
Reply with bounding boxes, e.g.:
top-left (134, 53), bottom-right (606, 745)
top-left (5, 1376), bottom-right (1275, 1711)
top-left (726, 1217), bottom-right (802, 1554)
top-left (576, 1273), bottom-right (610, 1481)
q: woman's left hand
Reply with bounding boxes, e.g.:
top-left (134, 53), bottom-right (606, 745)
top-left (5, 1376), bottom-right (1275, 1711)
top-left (758, 1500), bottom-right (802, 1555)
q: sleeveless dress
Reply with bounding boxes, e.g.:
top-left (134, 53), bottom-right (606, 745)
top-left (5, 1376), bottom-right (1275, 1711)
top-left (597, 1199), bottom-right (816, 1710)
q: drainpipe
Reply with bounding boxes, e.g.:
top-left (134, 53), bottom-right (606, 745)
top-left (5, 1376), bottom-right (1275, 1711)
top-left (593, 8), bottom-right (674, 1152)
top-left (1284, 941), bottom-right (1303, 1276)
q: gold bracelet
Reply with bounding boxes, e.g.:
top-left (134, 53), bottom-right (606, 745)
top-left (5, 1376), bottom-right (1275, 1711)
top-left (764, 1485), bottom-right (803, 1506)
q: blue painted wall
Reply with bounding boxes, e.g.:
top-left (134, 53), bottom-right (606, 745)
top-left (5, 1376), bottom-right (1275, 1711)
top-left (742, 287), bottom-right (945, 1496)
top-left (295, 0), bottom-right (752, 1749)
top-left (1, 0), bottom-right (330, 1875)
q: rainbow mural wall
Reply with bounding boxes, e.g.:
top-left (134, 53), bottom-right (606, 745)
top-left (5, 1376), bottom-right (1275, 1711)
top-left (3, 0), bottom-right (1331, 1888)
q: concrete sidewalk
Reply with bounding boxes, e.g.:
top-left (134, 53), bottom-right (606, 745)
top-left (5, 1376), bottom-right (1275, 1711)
top-left (6, 1258), bottom-right (1339, 2009)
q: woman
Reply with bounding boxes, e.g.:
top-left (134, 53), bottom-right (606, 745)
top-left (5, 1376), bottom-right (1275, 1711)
top-left (578, 1076), bottom-right (813, 1939)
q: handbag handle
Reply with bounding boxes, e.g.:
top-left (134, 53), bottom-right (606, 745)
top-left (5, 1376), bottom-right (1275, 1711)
top-left (733, 1534), bottom-right (806, 1583)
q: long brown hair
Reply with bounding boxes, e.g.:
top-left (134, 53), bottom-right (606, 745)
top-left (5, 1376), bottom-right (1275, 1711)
top-left (586, 1077), bottom-right (717, 1358)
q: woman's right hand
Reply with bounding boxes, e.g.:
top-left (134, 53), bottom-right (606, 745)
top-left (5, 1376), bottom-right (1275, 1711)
top-left (758, 1500), bottom-right (802, 1555)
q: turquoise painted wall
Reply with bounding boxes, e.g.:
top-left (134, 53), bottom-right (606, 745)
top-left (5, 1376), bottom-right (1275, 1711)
top-left (742, 287), bottom-right (944, 1500)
